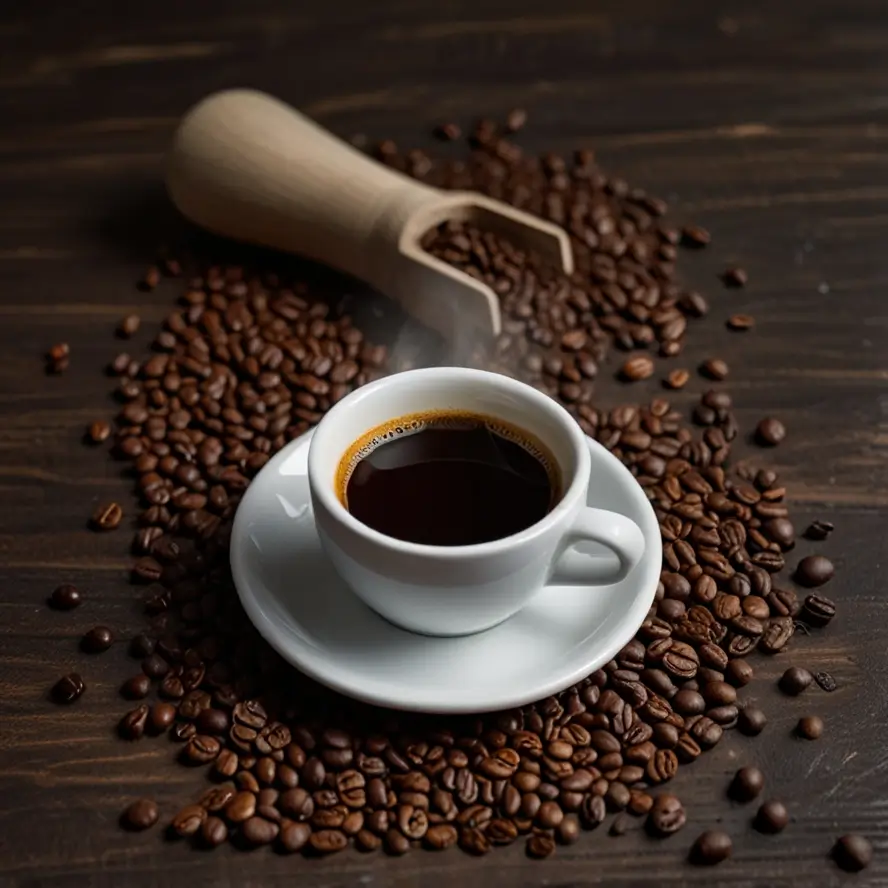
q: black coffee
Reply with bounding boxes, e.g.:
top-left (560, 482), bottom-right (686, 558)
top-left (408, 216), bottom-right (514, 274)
top-left (337, 411), bottom-right (560, 546)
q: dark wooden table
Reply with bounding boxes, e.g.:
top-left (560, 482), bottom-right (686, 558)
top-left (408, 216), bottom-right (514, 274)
top-left (2, 0), bottom-right (887, 885)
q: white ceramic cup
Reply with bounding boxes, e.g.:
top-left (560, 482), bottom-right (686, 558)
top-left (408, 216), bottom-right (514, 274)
top-left (307, 367), bottom-right (646, 636)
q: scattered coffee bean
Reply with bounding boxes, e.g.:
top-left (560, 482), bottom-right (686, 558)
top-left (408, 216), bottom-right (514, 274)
top-left (49, 583), bottom-right (81, 610)
top-left (140, 267), bottom-right (160, 290)
top-left (123, 798), bottom-right (159, 830)
top-left (795, 555), bottom-right (834, 587)
top-left (91, 502), bottom-right (123, 531)
top-left (202, 815), bottom-right (228, 847)
top-left (81, 625), bottom-right (114, 653)
top-left (505, 108), bottom-right (527, 132)
top-left (609, 814), bottom-right (629, 837)
top-left (681, 225), bottom-right (711, 248)
top-left (814, 671), bottom-right (838, 693)
top-left (665, 369), bottom-right (689, 389)
top-left (132, 557), bottom-right (163, 583)
top-left (801, 594), bottom-right (836, 627)
top-left (435, 123), bottom-right (461, 141)
top-left (796, 716), bottom-right (824, 740)
top-left (700, 358), bottom-right (729, 380)
top-left (754, 799), bottom-right (789, 834)
top-left (727, 313), bottom-right (755, 330)
top-left (621, 356), bottom-right (655, 381)
top-left (172, 805), bottom-right (207, 837)
top-left (121, 673), bottom-right (151, 700)
top-left (729, 766), bottom-right (764, 803)
top-left (779, 666), bottom-right (813, 696)
top-left (647, 794), bottom-right (686, 836)
top-left (755, 417), bottom-right (786, 447)
top-left (52, 672), bottom-right (85, 704)
top-left (804, 520), bottom-right (834, 541)
top-left (119, 314), bottom-right (141, 338)
top-left (722, 267), bottom-right (747, 287)
top-left (833, 834), bottom-right (873, 872)
top-left (86, 420), bottom-right (111, 443)
top-left (690, 829), bottom-right (732, 865)
top-left (46, 342), bottom-right (69, 373)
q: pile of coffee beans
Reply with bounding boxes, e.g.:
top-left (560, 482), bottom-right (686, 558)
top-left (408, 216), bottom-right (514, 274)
top-left (46, 112), bottom-right (866, 871)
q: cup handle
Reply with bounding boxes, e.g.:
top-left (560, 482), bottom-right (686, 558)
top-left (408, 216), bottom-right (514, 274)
top-left (549, 507), bottom-right (646, 586)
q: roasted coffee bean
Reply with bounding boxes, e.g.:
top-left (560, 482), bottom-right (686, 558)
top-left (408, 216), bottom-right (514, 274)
top-left (621, 356), bottom-right (655, 381)
top-left (119, 314), bottom-right (141, 338)
top-left (833, 835), bottom-right (873, 872)
top-left (796, 716), bottom-right (824, 740)
top-left (92, 501), bottom-right (123, 531)
top-left (52, 673), bottom-right (85, 704)
top-left (556, 813), bottom-right (580, 844)
top-left (754, 799), bottom-right (789, 834)
top-left (779, 666), bottom-right (813, 696)
top-left (201, 815), bottom-right (228, 847)
top-left (459, 827), bottom-right (491, 855)
top-left (755, 417), bottom-right (785, 446)
top-left (722, 266), bottom-right (747, 287)
top-left (727, 313), bottom-right (755, 330)
top-left (129, 633), bottom-right (154, 658)
top-left (185, 735), bottom-right (221, 764)
top-left (121, 673), bottom-right (151, 700)
top-left (609, 813), bottom-right (629, 836)
top-left (87, 419), bottom-right (112, 443)
top-left (526, 834), bottom-right (556, 859)
top-left (699, 358), bottom-right (728, 380)
top-left (794, 554), bottom-right (834, 587)
top-left (665, 369), bottom-right (689, 390)
top-left (241, 815), bottom-right (279, 845)
top-left (141, 653), bottom-right (169, 679)
top-left (49, 583), bottom-right (81, 610)
top-left (814, 671), bottom-right (838, 692)
top-left (149, 702), bottom-right (176, 733)
top-left (647, 794), bottom-right (686, 836)
top-left (738, 707), bottom-right (767, 736)
top-left (119, 705), bottom-right (149, 739)
top-left (81, 625), bottom-right (114, 653)
top-left (123, 798), bottom-right (159, 831)
top-left (690, 829), bottom-right (732, 865)
top-left (804, 520), bottom-right (834, 541)
top-left (310, 829), bottom-right (347, 854)
top-left (759, 616), bottom-right (794, 654)
top-left (681, 225), bottom-right (711, 248)
top-left (425, 823), bottom-right (458, 850)
top-left (800, 594), bottom-right (836, 627)
top-left (279, 820), bottom-right (311, 853)
top-left (172, 804), bottom-right (207, 837)
top-left (729, 766), bottom-right (764, 802)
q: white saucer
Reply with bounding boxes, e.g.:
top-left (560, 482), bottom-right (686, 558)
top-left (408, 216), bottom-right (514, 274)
top-left (231, 429), bottom-right (661, 714)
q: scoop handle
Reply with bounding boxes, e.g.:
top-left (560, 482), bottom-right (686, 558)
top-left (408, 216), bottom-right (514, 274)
top-left (165, 89), bottom-right (439, 285)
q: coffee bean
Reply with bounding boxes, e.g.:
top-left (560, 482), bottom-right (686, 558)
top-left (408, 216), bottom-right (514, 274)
top-left (241, 815), bottom-right (279, 845)
top-left (801, 594), bottom-right (836, 627)
top-left (310, 829), bottom-right (347, 854)
top-left (796, 716), bottom-right (824, 740)
top-left (621, 356), bottom-right (655, 382)
top-left (172, 804), bottom-right (207, 837)
top-left (118, 314), bottom-right (141, 338)
top-left (647, 794), bottom-right (686, 836)
top-left (665, 369), bottom-right (689, 389)
top-left (681, 226), bottom-right (710, 248)
top-left (91, 501), bottom-right (123, 531)
top-left (804, 520), bottom-right (834, 541)
top-left (150, 702), bottom-right (177, 733)
top-left (49, 583), bottom-right (81, 610)
top-left (81, 625), bottom-right (114, 653)
top-left (505, 108), bottom-right (528, 132)
top-left (424, 823), bottom-right (458, 850)
top-left (141, 653), bottom-right (169, 679)
top-left (52, 672), bottom-right (85, 704)
top-left (526, 834), bottom-right (556, 858)
top-left (725, 659), bottom-right (754, 687)
top-left (763, 517), bottom-right (795, 549)
top-left (721, 267), bottom-right (747, 287)
top-left (129, 633), bottom-right (154, 658)
top-left (755, 417), bottom-right (786, 446)
top-left (279, 820), bottom-right (311, 853)
top-left (86, 420), bottom-right (112, 443)
top-left (794, 554), bottom-right (834, 587)
top-left (580, 794), bottom-right (607, 829)
top-left (833, 834), bottom-right (873, 872)
top-left (201, 815), bottom-right (228, 847)
top-left (121, 674), bottom-right (150, 699)
top-left (754, 799), bottom-right (789, 834)
top-left (729, 766), bottom-right (764, 802)
top-left (123, 798), bottom-right (159, 830)
top-left (435, 122), bottom-right (461, 141)
top-left (814, 671), bottom-right (838, 692)
top-left (727, 313), bottom-right (755, 331)
top-left (119, 705), bottom-right (149, 739)
top-left (779, 666), bottom-right (813, 696)
top-left (759, 616), bottom-right (794, 654)
top-left (699, 358), bottom-right (728, 380)
top-left (609, 813), bottom-right (629, 836)
top-left (133, 557), bottom-right (163, 583)
top-left (690, 829), bottom-right (732, 865)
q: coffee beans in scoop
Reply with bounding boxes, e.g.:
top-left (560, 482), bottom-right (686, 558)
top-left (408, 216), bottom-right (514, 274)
top-left (52, 112), bottom-right (851, 866)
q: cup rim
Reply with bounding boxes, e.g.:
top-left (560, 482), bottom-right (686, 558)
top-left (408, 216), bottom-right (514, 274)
top-left (307, 367), bottom-right (591, 558)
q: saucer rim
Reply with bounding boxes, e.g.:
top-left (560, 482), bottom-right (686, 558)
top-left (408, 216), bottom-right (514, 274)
top-left (231, 428), bottom-right (661, 714)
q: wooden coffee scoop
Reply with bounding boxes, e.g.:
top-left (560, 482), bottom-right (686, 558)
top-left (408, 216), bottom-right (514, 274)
top-left (166, 89), bottom-right (574, 339)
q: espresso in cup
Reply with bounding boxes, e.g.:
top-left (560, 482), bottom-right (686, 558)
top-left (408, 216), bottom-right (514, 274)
top-left (334, 410), bottom-right (562, 546)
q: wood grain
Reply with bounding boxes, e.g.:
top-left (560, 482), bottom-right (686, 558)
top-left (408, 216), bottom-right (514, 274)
top-left (1, 0), bottom-right (888, 885)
